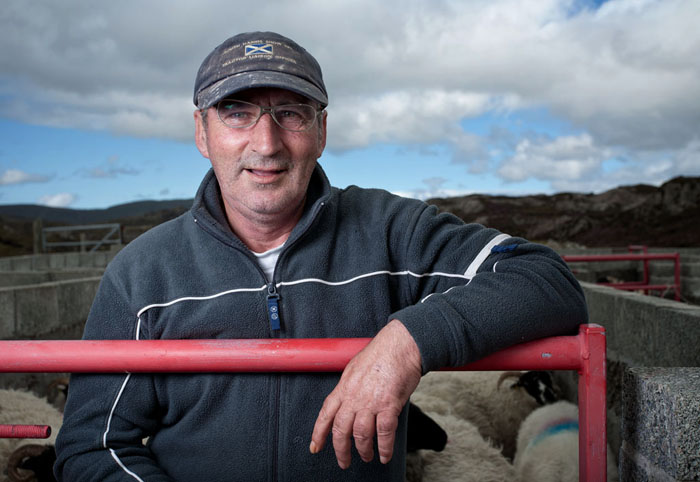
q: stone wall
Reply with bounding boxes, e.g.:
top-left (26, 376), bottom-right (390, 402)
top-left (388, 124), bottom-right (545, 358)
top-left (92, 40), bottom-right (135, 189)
top-left (620, 368), bottom-right (700, 481)
top-left (554, 282), bottom-right (700, 480)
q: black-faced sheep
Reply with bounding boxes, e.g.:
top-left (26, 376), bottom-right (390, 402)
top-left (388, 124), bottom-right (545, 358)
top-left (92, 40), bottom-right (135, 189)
top-left (0, 388), bottom-right (63, 482)
top-left (513, 400), bottom-right (618, 482)
top-left (406, 402), bottom-right (447, 453)
top-left (410, 370), bottom-right (553, 460)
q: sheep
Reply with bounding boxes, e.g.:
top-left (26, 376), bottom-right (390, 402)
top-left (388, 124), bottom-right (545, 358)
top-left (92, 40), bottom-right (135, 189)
top-left (406, 402), bottom-right (447, 453)
top-left (410, 370), bottom-right (552, 460)
top-left (7, 445), bottom-right (56, 482)
top-left (0, 388), bottom-right (63, 482)
top-left (406, 390), bottom-right (515, 482)
top-left (45, 377), bottom-right (69, 413)
top-left (513, 400), bottom-right (618, 482)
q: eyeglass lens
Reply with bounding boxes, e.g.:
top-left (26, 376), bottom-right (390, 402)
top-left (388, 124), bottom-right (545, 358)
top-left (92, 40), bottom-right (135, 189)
top-left (217, 100), bottom-right (318, 131)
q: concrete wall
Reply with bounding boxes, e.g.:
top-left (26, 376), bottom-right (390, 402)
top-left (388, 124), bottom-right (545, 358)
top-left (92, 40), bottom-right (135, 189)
top-left (0, 273), bottom-right (102, 394)
top-left (0, 277), bottom-right (101, 340)
top-left (0, 250), bottom-right (117, 272)
top-left (554, 282), bottom-right (700, 479)
top-left (0, 269), bottom-right (105, 287)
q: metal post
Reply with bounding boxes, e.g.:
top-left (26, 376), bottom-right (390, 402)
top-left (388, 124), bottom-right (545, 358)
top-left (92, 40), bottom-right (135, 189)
top-left (33, 218), bottom-right (43, 254)
top-left (578, 324), bottom-right (607, 481)
top-left (674, 253), bottom-right (681, 301)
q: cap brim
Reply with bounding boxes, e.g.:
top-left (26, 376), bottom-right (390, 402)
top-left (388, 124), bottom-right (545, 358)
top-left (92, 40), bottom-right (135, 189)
top-left (196, 71), bottom-right (328, 109)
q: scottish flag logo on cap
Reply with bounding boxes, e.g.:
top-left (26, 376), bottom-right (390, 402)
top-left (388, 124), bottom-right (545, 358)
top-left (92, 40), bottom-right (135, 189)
top-left (245, 43), bottom-right (273, 56)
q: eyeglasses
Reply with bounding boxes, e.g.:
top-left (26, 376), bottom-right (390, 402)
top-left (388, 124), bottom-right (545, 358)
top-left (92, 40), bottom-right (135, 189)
top-left (215, 99), bottom-right (323, 132)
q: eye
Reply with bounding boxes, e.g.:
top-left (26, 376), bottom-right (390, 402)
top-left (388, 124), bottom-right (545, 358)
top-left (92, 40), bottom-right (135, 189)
top-left (218, 100), bottom-right (258, 124)
top-left (275, 107), bottom-right (304, 119)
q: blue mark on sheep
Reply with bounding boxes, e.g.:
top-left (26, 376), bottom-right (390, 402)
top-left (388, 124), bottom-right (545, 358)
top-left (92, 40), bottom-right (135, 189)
top-left (530, 420), bottom-right (579, 447)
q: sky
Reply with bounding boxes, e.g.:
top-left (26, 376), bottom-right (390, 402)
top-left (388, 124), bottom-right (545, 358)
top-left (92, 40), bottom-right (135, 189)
top-left (1, 0), bottom-right (699, 209)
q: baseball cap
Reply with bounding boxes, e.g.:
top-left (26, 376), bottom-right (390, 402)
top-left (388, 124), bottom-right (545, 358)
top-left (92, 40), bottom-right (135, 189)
top-left (193, 31), bottom-right (328, 109)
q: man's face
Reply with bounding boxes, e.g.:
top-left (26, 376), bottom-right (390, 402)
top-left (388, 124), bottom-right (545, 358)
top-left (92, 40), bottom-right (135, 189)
top-left (194, 88), bottom-right (327, 225)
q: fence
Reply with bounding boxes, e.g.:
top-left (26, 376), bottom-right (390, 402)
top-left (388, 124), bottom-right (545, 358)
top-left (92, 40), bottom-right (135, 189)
top-left (0, 324), bottom-right (607, 481)
top-left (41, 223), bottom-right (122, 253)
top-left (563, 247), bottom-right (681, 301)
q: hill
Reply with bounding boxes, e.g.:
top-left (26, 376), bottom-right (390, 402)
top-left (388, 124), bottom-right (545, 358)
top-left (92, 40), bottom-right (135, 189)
top-left (427, 176), bottom-right (699, 247)
top-left (0, 199), bottom-right (193, 225)
top-left (0, 176), bottom-right (698, 256)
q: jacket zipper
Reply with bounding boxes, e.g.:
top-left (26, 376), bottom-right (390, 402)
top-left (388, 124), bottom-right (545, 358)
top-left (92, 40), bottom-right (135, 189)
top-left (266, 201), bottom-right (327, 482)
top-left (268, 282), bottom-right (281, 482)
top-left (267, 283), bottom-right (282, 332)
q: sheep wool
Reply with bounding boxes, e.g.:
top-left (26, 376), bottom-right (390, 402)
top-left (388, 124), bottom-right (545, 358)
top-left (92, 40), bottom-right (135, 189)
top-left (0, 389), bottom-right (63, 482)
top-left (514, 400), bottom-right (619, 482)
top-left (407, 391), bottom-right (515, 482)
top-left (413, 370), bottom-right (541, 459)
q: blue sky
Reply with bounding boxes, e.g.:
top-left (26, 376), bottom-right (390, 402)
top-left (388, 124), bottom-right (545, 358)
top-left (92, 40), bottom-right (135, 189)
top-left (1, 0), bottom-right (699, 209)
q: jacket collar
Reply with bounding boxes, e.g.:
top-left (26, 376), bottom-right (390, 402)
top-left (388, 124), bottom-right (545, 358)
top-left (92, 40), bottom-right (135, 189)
top-left (191, 163), bottom-right (332, 250)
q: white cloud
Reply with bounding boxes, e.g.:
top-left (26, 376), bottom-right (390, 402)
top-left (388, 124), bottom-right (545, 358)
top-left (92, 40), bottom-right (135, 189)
top-left (0, 0), bottom-right (698, 194)
top-left (77, 156), bottom-right (141, 179)
top-left (392, 176), bottom-right (476, 200)
top-left (0, 169), bottom-right (51, 185)
top-left (38, 193), bottom-right (77, 207)
top-left (328, 90), bottom-right (496, 150)
top-left (498, 133), bottom-right (609, 182)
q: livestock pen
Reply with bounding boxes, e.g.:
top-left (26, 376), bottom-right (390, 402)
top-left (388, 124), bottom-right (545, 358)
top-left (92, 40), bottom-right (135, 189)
top-left (0, 324), bottom-right (608, 481)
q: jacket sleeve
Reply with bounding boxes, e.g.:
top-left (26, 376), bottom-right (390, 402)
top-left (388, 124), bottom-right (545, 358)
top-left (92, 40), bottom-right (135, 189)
top-left (54, 268), bottom-right (174, 481)
top-left (389, 202), bottom-right (588, 373)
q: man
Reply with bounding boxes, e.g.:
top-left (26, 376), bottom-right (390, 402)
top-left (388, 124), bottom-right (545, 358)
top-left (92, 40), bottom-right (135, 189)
top-left (55, 31), bottom-right (587, 481)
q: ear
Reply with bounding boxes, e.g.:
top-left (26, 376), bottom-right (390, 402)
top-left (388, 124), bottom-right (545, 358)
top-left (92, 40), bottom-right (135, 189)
top-left (194, 109), bottom-right (210, 159)
top-left (316, 111), bottom-right (327, 158)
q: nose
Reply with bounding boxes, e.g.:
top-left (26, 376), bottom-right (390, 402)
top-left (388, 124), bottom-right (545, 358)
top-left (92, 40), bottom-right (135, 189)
top-left (248, 110), bottom-right (283, 156)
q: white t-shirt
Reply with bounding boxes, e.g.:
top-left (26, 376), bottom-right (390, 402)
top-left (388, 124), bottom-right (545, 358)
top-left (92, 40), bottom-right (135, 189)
top-left (252, 243), bottom-right (284, 282)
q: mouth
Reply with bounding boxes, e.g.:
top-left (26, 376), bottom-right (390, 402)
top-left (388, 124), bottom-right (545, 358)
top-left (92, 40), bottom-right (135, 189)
top-left (244, 167), bottom-right (287, 183)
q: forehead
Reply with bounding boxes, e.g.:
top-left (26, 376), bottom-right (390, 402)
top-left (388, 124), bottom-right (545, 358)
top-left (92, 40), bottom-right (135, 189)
top-left (226, 87), bottom-right (312, 105)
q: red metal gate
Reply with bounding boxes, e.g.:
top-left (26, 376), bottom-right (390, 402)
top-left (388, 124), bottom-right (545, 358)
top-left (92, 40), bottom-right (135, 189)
top-left (0, 324), bottom-right (608, 481)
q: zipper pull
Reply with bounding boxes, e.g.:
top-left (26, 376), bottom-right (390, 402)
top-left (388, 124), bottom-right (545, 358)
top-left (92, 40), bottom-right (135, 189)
top-left (267, 284), bottom-right (281, 331)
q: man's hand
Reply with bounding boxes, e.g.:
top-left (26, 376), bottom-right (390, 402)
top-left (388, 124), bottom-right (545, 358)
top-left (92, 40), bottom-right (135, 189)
top-left (309, 319), bottom-right (422, 469)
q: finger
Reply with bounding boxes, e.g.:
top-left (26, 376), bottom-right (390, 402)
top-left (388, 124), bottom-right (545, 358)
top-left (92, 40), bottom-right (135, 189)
top-left (376, 410), bottom-right (399, 464)
top-left (310, 395), bottom-right (341, 454)
top-left (331, 409), bottom-right (355, 469)
top-left (352, 410), bottom-right (376, 463)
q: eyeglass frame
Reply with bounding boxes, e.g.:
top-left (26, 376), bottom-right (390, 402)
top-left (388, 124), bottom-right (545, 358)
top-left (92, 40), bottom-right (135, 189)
top-left (212, 99), bottom-right (325, 132)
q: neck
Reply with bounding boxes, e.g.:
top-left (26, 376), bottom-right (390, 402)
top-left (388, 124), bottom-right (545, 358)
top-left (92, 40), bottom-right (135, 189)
top-left (224, 199), bottom-right (305, 253)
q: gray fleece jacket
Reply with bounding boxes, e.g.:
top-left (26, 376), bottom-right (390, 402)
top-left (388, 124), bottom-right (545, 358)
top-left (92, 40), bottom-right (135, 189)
top-left (55, 164), bottom-right (587, 481)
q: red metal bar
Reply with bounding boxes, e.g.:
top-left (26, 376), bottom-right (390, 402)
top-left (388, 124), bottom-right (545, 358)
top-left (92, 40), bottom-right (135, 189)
top-left (0, 324), bottom-right (607, 480)
top-left (628, 245), bottom-right (649, 286)
top-left (450, 334), bottom-right (582, 371)
top-left (563, 253), bottom-right (677, 263)
top-left (0, 338), bottom-right (373, 373)
top-left (0, 424), bottom-right (51, 439)
top-left (599, 282), bottom-right (675, 291)
top-left (578, 324), bottom-right (607, 482)
top-left (0, 335), bottom-right (584, 373)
